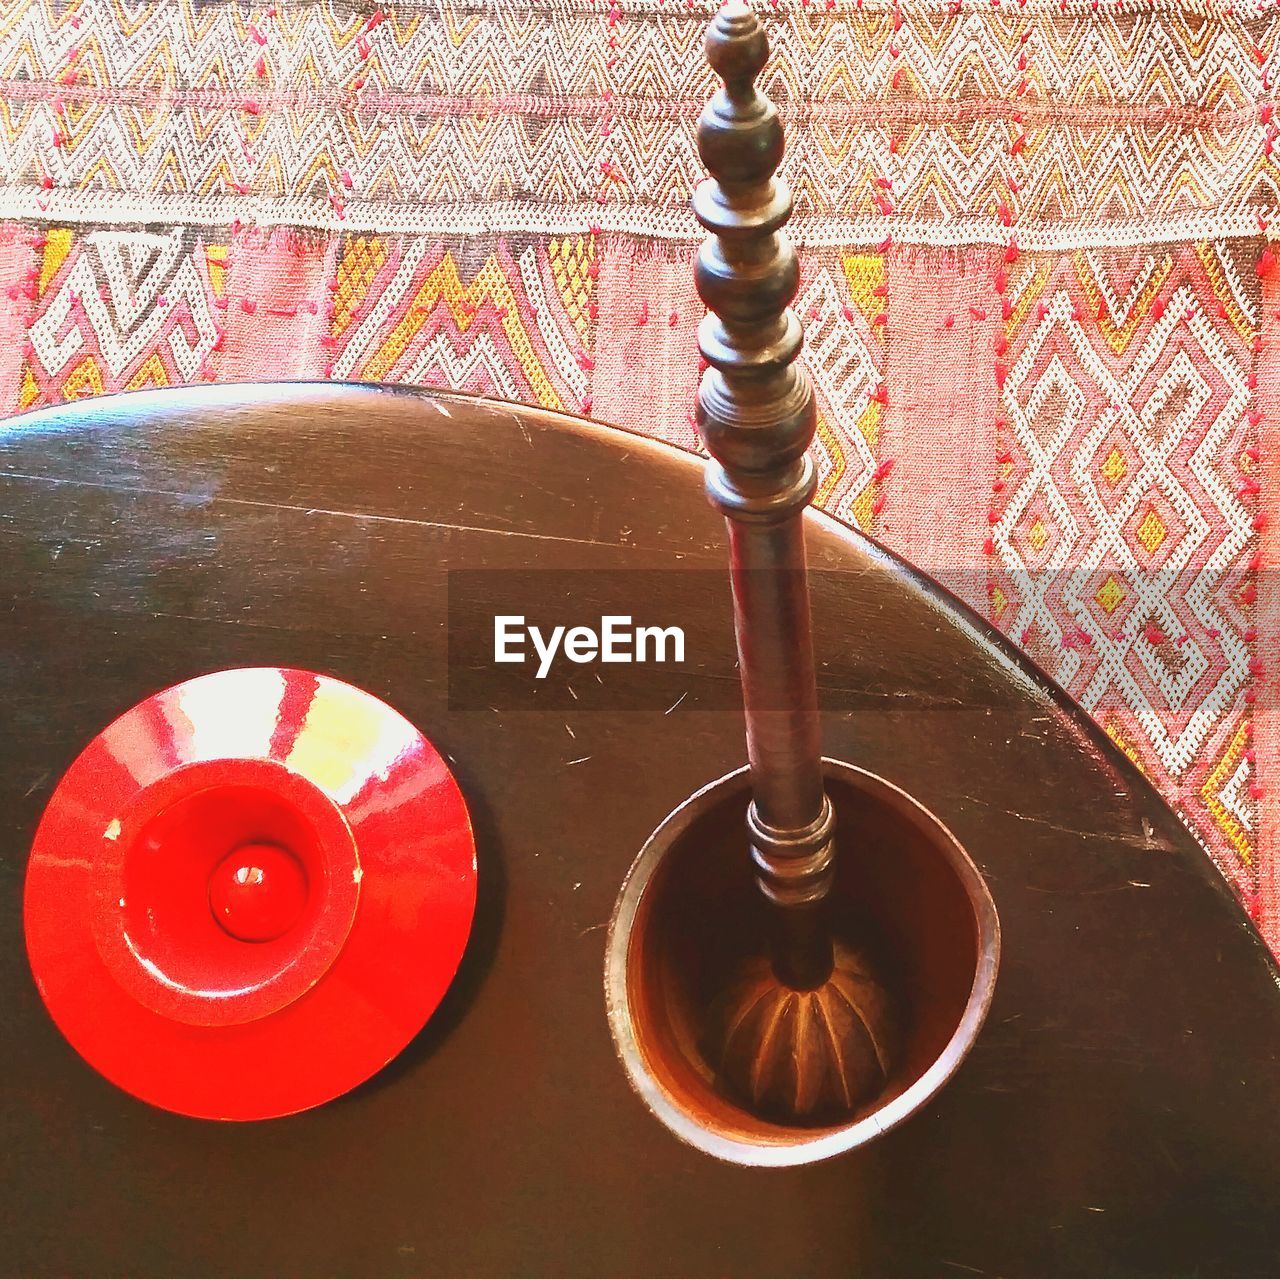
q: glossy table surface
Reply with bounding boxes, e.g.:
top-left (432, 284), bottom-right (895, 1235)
top-left (1, 383), bottom-right (1278, 1277)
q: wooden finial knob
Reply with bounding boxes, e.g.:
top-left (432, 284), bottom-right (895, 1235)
top-left (693, 2), bottom-right (815, 519)
top-left (705, 1), bottom-right (768, 83)
top-left (699, 3), bottom-right (778, 190)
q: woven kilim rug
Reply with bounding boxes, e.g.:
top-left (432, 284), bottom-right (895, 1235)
top-left (3, 0), bottom-right (1280, 950)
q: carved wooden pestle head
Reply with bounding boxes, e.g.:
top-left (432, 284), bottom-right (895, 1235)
top-left (694, 1), bottom-right (900, 1125)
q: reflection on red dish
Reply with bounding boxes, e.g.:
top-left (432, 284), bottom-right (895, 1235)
top-left (23, 668), bottom-right (477, 1121)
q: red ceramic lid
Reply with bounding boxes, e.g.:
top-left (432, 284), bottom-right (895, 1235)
top-left (24, 668), bottom-right (477, 1121)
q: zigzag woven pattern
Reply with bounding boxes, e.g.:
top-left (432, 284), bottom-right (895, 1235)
top-left (2, 0), bottom-right (1280, 949)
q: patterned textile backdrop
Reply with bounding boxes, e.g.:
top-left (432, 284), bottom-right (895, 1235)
top-left (3, 0), bottom-right (1280, 948)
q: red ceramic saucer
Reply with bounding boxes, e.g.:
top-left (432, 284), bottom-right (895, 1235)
top-left (24, 668), bottom-right (477, 1120)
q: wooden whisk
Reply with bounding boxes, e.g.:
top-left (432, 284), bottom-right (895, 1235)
top-left (694, 1), bottom-right (898, 1124)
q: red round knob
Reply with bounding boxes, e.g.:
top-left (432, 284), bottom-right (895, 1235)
top-left (24, 668), bottom-right (477, 1121)
top-left (209, 844), bottom-right (309, 943)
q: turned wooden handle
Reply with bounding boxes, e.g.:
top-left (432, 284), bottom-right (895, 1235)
top-left (693, 3), bottom-right (834, 961)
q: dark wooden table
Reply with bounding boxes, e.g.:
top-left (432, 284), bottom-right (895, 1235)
top-left (2, 383), bottom-right (1278, 1277)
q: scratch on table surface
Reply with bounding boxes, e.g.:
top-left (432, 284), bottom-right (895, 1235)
top-left (566, 756), bottom-right (591, 766)
top-left (488, 403), bottom-right (534, 447)
top-left (0, 471), bottom-right (686, 554)
top-left (665, 690), bottom-right (688, 714)
top-left (962, 793), bottom-right (1176, 852)
top-left (141, 609), bottom-right (297, 633)
top-left (1024, 882), bottom-right (1131, 897)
